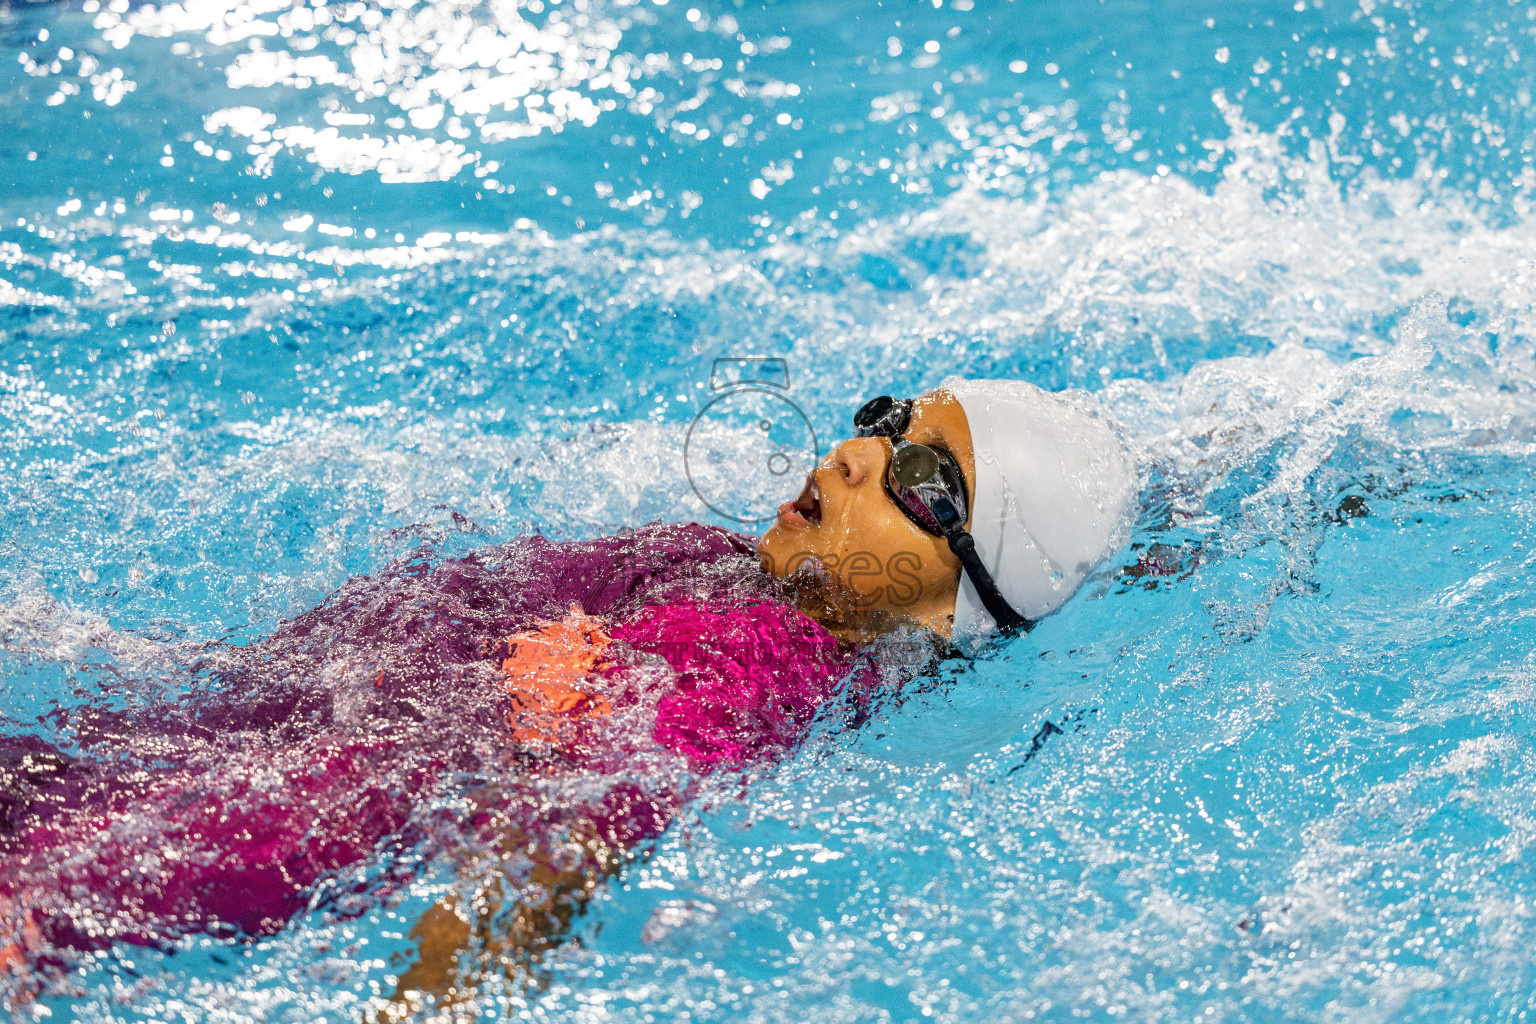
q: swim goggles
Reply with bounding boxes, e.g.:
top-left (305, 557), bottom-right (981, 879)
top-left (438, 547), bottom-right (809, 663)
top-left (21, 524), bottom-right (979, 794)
top-left (854, 395), bottom-right (1034, 636)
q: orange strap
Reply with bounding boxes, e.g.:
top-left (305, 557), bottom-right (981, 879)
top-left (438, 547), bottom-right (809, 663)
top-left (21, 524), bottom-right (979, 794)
top-left (0, 895), bottom-right (38, 979)
top-left (500, 605), bottom-right (613, 746)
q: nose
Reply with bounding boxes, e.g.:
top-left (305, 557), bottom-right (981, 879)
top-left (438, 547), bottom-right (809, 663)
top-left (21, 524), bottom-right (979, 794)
top-left (827, 436), bottom-right (888, 489)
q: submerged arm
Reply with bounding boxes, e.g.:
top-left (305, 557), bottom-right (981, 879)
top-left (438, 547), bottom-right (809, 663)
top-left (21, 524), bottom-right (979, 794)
top-left (380, 812), bottom-right (628, 1021)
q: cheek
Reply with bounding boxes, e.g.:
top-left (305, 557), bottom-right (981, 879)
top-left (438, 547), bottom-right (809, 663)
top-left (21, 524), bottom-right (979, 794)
top-left (820, 487), bottom-right (903, 554)
top-left (820, 493), bottom-right (947, 594)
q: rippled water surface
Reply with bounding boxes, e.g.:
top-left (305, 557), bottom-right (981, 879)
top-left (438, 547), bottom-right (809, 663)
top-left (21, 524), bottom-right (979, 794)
top-left (5, 0), bottom-right (1536, 1019)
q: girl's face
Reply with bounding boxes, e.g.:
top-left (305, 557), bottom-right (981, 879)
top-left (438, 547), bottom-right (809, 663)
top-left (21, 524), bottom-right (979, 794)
top-left (758, 388), bottom-right (975, 637)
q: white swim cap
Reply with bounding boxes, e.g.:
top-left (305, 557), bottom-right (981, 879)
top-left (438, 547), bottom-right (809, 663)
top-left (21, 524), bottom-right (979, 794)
top-left (940, 378), bottom-right (1137, 649)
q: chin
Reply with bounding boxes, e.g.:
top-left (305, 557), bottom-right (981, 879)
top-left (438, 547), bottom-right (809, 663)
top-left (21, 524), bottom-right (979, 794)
top-left (758, 523), bottom-right (814, 578)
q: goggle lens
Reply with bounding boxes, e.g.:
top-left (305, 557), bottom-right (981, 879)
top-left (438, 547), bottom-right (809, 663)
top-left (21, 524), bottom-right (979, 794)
top-left (887, 442), bottom-right (962, 536)
top-left (889, 443), bottom-right (940, 488)
top-left (854, 396), bottom-right (969, 537)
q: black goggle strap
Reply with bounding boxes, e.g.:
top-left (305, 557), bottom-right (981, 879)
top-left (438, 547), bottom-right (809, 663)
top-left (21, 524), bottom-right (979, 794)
top-left (945, 528), bottom-right (1035, 637)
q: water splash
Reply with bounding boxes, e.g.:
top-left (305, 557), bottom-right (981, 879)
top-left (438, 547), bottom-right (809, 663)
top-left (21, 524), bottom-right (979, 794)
top-left (7, 0), bottom-right (1536, 1019)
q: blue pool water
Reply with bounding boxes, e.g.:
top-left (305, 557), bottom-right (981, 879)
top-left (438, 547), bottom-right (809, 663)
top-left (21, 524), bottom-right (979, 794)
top-left (5, 0), bottom-right (1536, 1018)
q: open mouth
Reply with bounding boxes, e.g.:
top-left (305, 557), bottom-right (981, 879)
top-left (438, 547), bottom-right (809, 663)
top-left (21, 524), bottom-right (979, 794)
top-left (777, 471), bottom-right (822, 528)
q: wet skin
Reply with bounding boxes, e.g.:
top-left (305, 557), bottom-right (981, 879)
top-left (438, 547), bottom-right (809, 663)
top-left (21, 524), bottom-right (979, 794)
top-left (758, 388), bottom-right (976, 640)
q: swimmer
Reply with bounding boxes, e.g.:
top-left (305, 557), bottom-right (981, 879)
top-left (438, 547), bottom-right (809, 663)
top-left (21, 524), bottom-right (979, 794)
top-left (0, 378), bottom-right (1134, 1019)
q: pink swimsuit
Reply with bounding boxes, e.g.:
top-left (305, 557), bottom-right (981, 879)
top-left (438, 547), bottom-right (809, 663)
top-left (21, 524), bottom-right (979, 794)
top-left (0, 524), bottom-right (866, 966)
